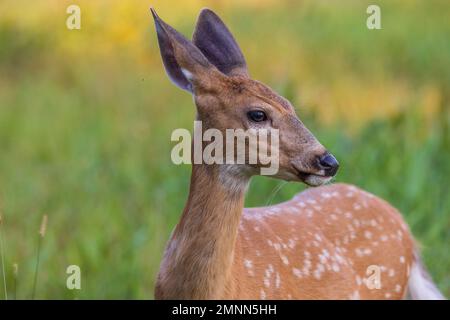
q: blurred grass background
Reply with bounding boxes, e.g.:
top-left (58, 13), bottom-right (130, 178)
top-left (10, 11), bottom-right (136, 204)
top-left (0, 0), bottom-right (448, 299)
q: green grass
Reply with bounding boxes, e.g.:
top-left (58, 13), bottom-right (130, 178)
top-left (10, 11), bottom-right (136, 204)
top-left (0, 0), bottom-right (448, 298)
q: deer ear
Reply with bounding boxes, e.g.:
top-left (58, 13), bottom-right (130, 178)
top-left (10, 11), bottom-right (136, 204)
top-left (151, 8), bottom-right (214, 93)
top-left (193, 8), bottom-right (249, 77)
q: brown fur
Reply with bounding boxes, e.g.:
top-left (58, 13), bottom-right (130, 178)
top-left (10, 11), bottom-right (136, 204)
top-left (152, 8), bottom-right (416, 300)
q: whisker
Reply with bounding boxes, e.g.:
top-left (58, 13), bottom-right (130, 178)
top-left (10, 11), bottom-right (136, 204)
top-left (265, 181), bottom-right (289, 206)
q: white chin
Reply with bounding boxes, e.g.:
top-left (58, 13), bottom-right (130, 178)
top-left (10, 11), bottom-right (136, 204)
top-left (304, 175), bottom-right (332, 187)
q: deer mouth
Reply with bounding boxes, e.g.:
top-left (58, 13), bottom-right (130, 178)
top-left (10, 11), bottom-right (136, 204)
top-left (293, 167), bottom-right (332, 187)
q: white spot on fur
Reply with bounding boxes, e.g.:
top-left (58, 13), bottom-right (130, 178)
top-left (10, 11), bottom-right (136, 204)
top-left (275, 272), bottom-right (281, 288)
top-left (313, 270), bottom-right (322, 280)
top-left (356, 248), bottom-right (364, 257)
top-left (322, 192), bottom-right (332, 199)
top-left (260, 289), bottom-right (266, 300)
top-left (288, 239), bottom-right (296, 249)
top-left (244, 259), bottom-right (253, 272)
top-left (349, 290), bottom-right (360, 300)
top-left (388, 269), bottom-right (395, 277)
top-left (293, 268), bottom-right (302, 278)
top-left (332, 263), bottom-right (340, 272)
top-left (364, 231), bottom-right (373, 239)
top-left (302, 259), bottom-right (312, 276)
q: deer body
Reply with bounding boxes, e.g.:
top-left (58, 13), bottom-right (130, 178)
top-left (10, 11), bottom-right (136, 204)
top-left (151, 8), bottom-right (444, 300)
top-left (235, 184), bottom-right (414, 300)
top-left (155, 163), bottom-right (414, 299)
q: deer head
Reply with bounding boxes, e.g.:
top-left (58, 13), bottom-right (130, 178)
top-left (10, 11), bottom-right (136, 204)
top-left (151, 8), bottom-right (339, 187)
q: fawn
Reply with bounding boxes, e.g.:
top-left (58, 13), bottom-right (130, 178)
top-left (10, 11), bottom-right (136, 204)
top-left (151, 8), bottom-right (444, 300)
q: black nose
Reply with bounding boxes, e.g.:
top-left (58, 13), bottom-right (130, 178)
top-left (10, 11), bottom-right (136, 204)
top-left (318, 153), bottom-right (339, 176)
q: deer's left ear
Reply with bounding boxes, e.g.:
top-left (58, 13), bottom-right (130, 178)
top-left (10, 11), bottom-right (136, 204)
top-left (193, 8), bottom-right (249, 77)
top-left (151, 8), bottom-right (218, 93)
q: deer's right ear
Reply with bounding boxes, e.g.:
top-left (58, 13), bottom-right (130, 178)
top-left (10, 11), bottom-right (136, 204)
top-left (151, 8), bottom-right (214, 93)
top-left (193, 8), bottom-right (248, 77)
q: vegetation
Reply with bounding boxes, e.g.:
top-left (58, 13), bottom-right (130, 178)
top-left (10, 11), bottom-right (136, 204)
top-left (0, 0), bottom-right (448, 298)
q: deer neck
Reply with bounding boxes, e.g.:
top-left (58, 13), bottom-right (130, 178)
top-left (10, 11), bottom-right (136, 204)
top-left (156, 164), bottom-right (249, 299)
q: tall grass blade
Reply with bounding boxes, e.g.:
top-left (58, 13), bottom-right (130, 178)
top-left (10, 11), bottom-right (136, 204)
top-left (32, 214), bottom-right (47, 300)
top-left (0, 211), bottom-right (7, 300)
top-left (13, 263), bottom-right (18, 300)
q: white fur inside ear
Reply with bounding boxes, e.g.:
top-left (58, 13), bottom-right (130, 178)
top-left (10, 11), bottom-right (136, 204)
top-left (181, 68), bottom-right (194, 81)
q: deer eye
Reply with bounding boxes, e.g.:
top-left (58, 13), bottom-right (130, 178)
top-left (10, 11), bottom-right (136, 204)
top-left (247, 110), bottom-right (267, 122)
